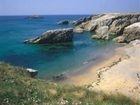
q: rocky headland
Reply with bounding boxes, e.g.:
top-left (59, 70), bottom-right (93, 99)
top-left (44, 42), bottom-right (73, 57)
top-left (57, 16), bottom-right (93, 26)
top-left (74, 13), bottom-right (140, 42)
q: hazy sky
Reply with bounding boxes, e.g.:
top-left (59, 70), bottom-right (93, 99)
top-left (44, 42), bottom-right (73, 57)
top-left (0, 0), bottom-right (140, 15)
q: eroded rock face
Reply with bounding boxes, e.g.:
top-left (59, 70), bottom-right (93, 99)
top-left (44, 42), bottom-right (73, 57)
top-left (24, 28), bottom-right (73, 44)
top-left (114, 22), bottom-right (140, 43)
top-left (74, 13), bottom-right (140, 40)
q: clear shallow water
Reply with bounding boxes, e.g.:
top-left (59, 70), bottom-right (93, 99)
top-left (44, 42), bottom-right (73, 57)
top-left (0, 15), bottom-right (120, 79)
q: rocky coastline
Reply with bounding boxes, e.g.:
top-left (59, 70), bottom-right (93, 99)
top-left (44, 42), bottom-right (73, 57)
top-left (74, 13), bottom-right (140, 42)
top-left (25, 13), bottom-right (140, 45)
top-left (23, 13), bottom-right (140, 99)
top-left (54, 13), bottom-right (140, 99)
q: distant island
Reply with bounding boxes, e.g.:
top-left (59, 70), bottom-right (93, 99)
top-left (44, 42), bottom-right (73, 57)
top-left (27, 15), bottom-right (43, 19)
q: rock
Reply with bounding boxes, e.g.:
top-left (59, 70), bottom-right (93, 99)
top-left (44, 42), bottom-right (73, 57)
top-left (24, 28), bottom-right (73, 44)
top-left (130, 40), bottom-right (140, 46)
top-left (71, 19), bottom-right (85, 26)
top-left (91, 35), bottom-right (101, 39)
top-left (71, 16), bottom-right (93, 26)
top-left (92, 26), bottom-right (109, 40)
top-left (57, 20), bottom-right (69, 25)
top-left (130, 18), bottom-right (137, 24)
top-left (73, 22), bottom-right (90, 33)
top-left (52, 73), bottom-right (67, 82)
top-left (113, 22), bottom-right (140, 43)
top-left (74, 13), bottom-right (140, 40)
top-left (138, 16), bottom-right (140, 21)
top-left (26, 68), bottom-right (38, 78)
top-left (113, 36), bottom-right (125, 43)
top-left (73, 26), bottom-right (84, 33)
top-left (122, 22), bottom-right (140, 42)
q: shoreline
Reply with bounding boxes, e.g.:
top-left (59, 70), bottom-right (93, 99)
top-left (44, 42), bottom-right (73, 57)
top-left (89, 40), bottom-right (140, 99)
top-left (59, 45), bottom-right (124, 86)
top-left (60, 40), bottom-right (140, 99)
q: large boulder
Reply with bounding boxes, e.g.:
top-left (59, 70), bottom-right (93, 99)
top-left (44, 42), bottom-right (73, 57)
top-left (114, 22), bottom-right (140, 43)
top-left (24, 28), bottom-right (73, 44)
top-left (74, 13), bottom-right (140, 40)
top-left (92, 26), bottom-right (109, 40)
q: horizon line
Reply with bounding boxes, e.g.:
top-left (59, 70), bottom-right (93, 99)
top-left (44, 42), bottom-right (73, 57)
top-left (0, 12), bottom-right (139, 16)
top-left (0, 14), bottom-right (94, 16)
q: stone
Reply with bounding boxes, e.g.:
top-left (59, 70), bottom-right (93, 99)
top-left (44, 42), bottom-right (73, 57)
top-left (94, 26), bottom-right (109, 40)
top-left (57, 20), bottom-right (69, 25)
top-left (113, 36), bottom-right (125, 43)
top-left (52, 73), bottom-right (67, 82)
top-left (123, 22), bottom-right (140, 42)
top-left (130, 18), bottom-right (137, 24)
top-left (74, 13), bottom-right (140, 41)
top-left (71, 16), bottom-right (93, 26)
top-left (130, 40), bottom-right (140, 46)
top-left (24, 28), bottom-right (73, 44)
top-left (26, 68), bottom-right (38, 78)
top-left (138, 16), bottom-right (140, 21)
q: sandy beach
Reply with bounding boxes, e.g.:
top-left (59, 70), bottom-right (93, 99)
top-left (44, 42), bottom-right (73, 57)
top-left (61, 53), bottom-right (123, 86)
top-left (61, 40), bottom-right (140, 100)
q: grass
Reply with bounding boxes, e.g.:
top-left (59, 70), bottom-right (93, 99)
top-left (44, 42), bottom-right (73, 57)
top-left (0, 62), bottom-right (139, 105)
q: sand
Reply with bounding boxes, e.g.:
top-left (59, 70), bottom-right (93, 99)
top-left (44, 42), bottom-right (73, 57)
top-left (61, 54), bottom-right (122, 86)
top-left (62, 40), bottom-right (140, 100)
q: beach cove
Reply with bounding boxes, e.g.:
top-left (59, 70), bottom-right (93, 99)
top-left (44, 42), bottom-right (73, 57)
top-left (0, 15), bottom-right (121, 80)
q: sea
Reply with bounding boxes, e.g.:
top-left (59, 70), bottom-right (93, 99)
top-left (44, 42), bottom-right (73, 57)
top-left (0, 15), bottom-right (121, 79)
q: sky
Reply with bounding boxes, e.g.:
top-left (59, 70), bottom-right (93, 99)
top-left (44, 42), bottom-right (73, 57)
top-left (0, 0), bottom-right (140, 15)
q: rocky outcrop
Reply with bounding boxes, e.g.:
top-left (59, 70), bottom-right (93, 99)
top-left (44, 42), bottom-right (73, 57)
top-left (91, 26), bottom-right (109, 40)
top-left (71, 16), bottom-right (93, 26)
top-left (57, 20), bottom-right (69, 25)
top-left (74, 13), bottom-right (140, 41)
top-left (24, 28), bottom-right (73, 44)
top-left (113, 22), bottom-right (140, 43)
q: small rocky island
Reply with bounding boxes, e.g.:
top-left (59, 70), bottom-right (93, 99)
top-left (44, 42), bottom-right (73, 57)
top-left (24, 28), bottom-right (73, 44)
top-left (27, 15), bottom-right (43, 19)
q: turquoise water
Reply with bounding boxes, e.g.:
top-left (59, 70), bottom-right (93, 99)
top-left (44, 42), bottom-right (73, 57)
top-left (0, 15), bottom-right (120, 79)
